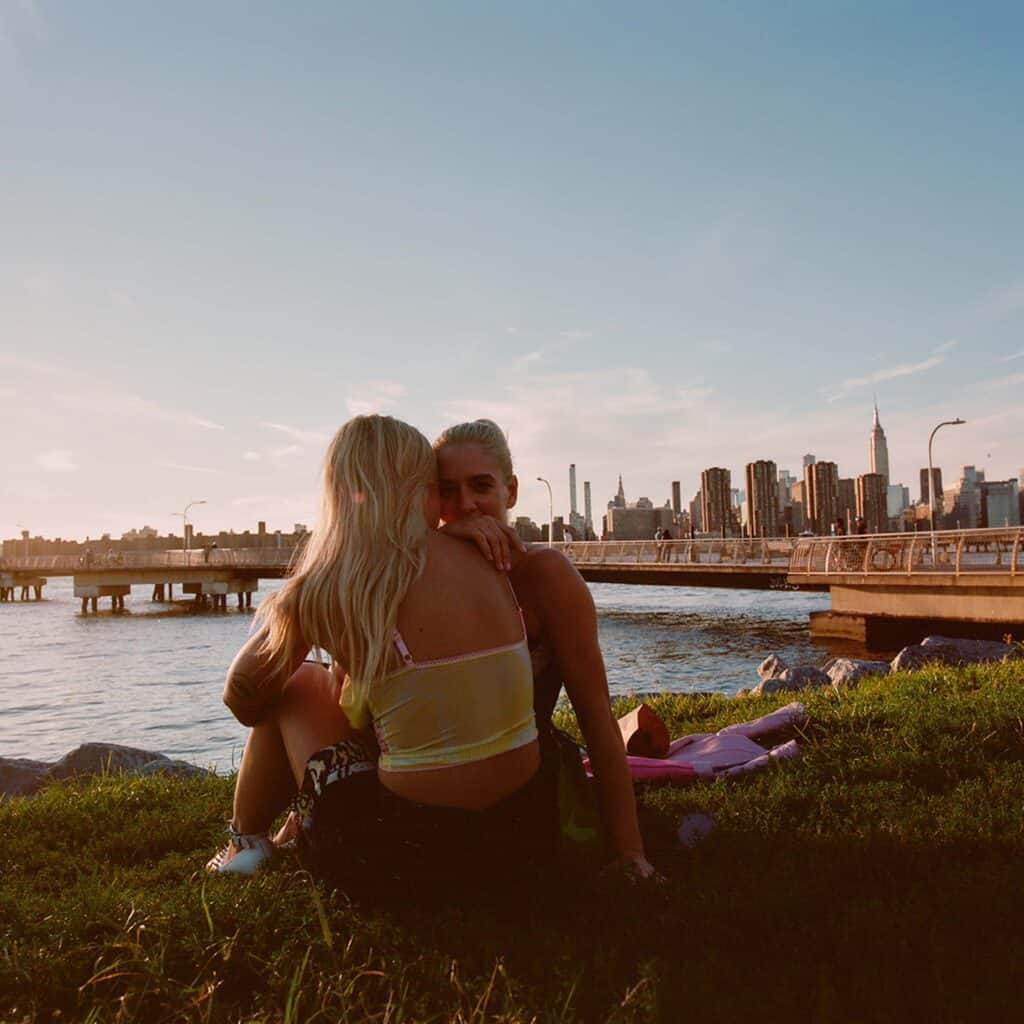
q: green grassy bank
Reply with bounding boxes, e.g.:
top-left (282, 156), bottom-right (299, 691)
top-left (3, 660), bottom-right (1024, 1023)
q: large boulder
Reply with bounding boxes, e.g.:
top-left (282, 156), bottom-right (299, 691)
top-left (824, 658), bottom-right (891, 691)
top-left (920, 636), bottom-right (1021, 662)
top-left (757, 654), bottom-right (788, 681)
top-left (0, 757), bottom-right (50, 798)
top-left (891, 636), bottom-right (1020, 673)
top-left (752, 666), bottom-right (830, 695)
top-left (2, 743), bottom-right (210, 799)
top-left (43, 743), bottom-right (171, 784)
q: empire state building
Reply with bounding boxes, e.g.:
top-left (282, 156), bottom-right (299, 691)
top-left (870, 400), bottom-right (890, 484)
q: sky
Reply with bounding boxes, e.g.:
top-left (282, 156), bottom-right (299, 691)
top-left (2, 0), bottom-right (1023, 540)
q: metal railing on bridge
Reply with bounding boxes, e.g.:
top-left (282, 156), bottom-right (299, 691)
top-left (554, 538), bottom-right (797, 567)
top-left (789, 527), bottom-right (1024, 578)
top-left (0, 548), bottom-right (298, 573)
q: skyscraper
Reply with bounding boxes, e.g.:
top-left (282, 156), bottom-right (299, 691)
top-left (870, 400), bottom-right (890, 484)
top-left (920, 467), bottom-right (943, 506)
top-left (671, 481), bottom-right (681, 516)
top-left (856, 473), bottom-right (888, 533)
top-left (583, 481), bottom-right (593, 536)
top-left (701, 467), bottom-right (732, 537)
top-left (805, 460), bottom-right (840, 534)
top-left (744, 460), bottom-right (779, 538)
top-left (569, 464), bottom-right (578, 517)
top-left (612, 475), bottom-right (626, 509)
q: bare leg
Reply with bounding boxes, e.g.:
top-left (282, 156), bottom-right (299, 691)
top-left (214, 663), bottom-right (366, 869)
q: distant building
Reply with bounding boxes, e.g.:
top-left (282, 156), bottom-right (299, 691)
top-left (604, 478), bottom-right (672, 539)
top-left (920, 467), bottom-right (943, 507)
top-left (689, 491), bottom-right (703, 533)
top-left (583, 481), bottom-right (593, 537)
top-left (610, 475), bottom-right (626, 510)
top-left (513, 516), bottom-right (542, 542)
top-left (805, 460), bottom-right (840, 535)
top-left (856, 473), bottom-right (888, 533)
top-left (838, 478), bottom-right (857, 532)
top-left (803, 454), bottom-right (816, 469)
top-left (671, 481), bottom-right (682, 516)
top-left (700, 467), bottom-right (733, 537)
top-left (942, 465), bottom-right (985, 529)
top-left (777, 469), bottom-right (796, 512)
top-left (869, 401), bottom-right (890, 484)
top-left (980, 480), bottom-right (1021, 527)
top-left (789, 480), bottom-right (807, 534)
top-left (605, 504), bottom-right (672, 540)
top-left (886, 484), bottom-right (909, 525)
top-left (744, 460), bottom-right (779, 538)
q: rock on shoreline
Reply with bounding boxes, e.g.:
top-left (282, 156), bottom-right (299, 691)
top-left (1, 742), bottom-right (210, 799)
top-left (751, 635), bottom-right (1019, 696)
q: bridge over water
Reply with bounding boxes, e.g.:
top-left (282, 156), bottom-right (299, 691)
top-left (3, 527), bottom-right (1023, 643)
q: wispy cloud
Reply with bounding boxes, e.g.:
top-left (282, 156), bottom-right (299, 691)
top-left (933, 339), bottom-right (958, 355)
top-left (559, 329), bottom-right (593, 342)
top-left (38, 450), bottom-right (76, 472)
top-left (345, 379), bottom-right (408, 417)
top-left (824, 356), bottom-right (946, 402)
top-left (995, 349), bottom-right (1024, 364)
top-left (154, 460), bottom-right (221, 475)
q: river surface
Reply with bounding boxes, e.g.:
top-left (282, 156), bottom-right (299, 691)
top-left (0, 576), bottom-right (871, 770)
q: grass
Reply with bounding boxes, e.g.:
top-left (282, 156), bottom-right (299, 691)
top-left (3, 660), bottom-right (1024, 1022)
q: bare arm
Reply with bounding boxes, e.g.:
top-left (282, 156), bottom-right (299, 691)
top-left (527, 549), bottom-right (653, 876)
top-left (439, 512), bottom-right (527, 572)
top-left (223, 621), bottom-right (311, 727)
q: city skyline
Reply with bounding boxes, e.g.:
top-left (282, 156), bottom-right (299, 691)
top-left (2, 3), bottom-right (1023, 537)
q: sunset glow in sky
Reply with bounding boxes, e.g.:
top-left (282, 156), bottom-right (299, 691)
top-left (2, 2), bottom-right (1023, 539)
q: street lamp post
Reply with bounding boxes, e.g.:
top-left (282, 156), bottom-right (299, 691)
top-left (172, 500), bottom-right (207, 562)
top-left (928, 418), bottom-right (965, 561)
top-left (536, 477), bottom-right (553, 548)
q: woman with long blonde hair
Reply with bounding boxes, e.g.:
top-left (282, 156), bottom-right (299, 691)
top-left (208, 414), bottom-right (556, 887)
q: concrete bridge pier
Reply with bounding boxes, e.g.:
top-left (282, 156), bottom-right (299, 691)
top-left (183, 578), bottom-right (257, 611)
top-left (74, 583), bottom-right (131, 615)
top-left (0, 574), bottom-right (46, 601)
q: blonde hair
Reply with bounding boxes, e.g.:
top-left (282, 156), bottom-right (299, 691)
top-left (432, 418), bottom-right (514, 483)
top-left (257, 415), bottom-right (436, 693)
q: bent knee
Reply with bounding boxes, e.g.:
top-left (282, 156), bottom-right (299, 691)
top-left (281, 661), bottom-right (340, 709)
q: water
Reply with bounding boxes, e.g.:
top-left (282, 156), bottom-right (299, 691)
top-left (0, 576), bottom-right (856, 770)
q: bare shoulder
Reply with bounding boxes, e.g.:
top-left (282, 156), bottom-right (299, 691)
top-left (512, 545), bottom-right (592, 614)
top-left (518, 544), bottom-right (579, 585)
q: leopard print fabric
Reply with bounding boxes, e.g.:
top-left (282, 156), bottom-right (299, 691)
top-left (293, 738), bottom-right (376, 832)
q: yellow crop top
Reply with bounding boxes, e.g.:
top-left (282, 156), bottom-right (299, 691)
top-left (340, 595), bottom-right (538, 773)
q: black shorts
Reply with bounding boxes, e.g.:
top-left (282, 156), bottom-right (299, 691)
top-left (295, 739), bottom-right (560, 896)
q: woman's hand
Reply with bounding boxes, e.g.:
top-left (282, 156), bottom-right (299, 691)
top-left (439, 512), bottom-right (526, 571)
top-left (600, 853), bottom-right (664, 886)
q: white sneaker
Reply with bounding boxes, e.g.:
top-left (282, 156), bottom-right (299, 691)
top-left (206, 824), bottom-right (275, 876)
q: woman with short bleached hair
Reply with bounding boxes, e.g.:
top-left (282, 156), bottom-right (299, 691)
top-left (434, 418), bottom-right (654, 880)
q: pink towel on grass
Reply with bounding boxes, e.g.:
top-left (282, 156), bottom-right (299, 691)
top-left (586, 702), bottom-right (806, 782)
